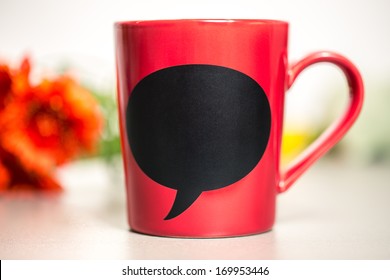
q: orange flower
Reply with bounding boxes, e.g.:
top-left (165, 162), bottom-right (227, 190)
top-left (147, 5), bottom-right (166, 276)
top-left (0, 64), bottom-right (12, 109)
top-left (0, 58), bottom-right (31, 125)
top-left (0, 57), bottom-right (103, 191)
top-left (0, 58), bottom-right (29, 106)
top-left (19, 76), bottom-right (104, 165)
top-left (0, 159), bottom-right (10, 191)
top-left (0, 145), bottom-right (61, 193)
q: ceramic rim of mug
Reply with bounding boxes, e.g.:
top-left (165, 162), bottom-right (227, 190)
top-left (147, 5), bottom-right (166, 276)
top-left (115, 19), bottom-right (288, 28)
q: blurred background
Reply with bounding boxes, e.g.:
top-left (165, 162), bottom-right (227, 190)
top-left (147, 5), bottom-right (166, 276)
top-left (0, 0), bottom-right (389, 185)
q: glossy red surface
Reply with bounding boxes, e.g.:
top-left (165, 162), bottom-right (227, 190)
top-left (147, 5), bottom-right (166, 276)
top-left (279, 52), bottom-right (364, 193)
top-left (115, 20), bottom-right (363, 237)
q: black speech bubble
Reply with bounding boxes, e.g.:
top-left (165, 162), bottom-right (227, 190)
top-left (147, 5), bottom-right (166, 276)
top-left (126, 65), bottom-right (271, 220)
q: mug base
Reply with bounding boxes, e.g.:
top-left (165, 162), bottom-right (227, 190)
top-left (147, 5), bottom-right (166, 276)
top-left (129, 227), bottom-right (273, 239)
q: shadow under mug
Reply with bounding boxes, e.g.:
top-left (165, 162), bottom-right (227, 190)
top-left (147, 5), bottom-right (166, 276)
top-left (115, 19), bottom-right (364, 238)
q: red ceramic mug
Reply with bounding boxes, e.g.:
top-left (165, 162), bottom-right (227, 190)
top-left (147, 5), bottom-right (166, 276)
top-left (115, 19), bottom-right (363, 238)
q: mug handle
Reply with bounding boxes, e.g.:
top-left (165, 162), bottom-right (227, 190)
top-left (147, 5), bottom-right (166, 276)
top-left (277, 51), bottom-right (364, 193)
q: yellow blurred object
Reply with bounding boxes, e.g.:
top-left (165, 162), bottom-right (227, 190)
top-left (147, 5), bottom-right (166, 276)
top-left (281, 127), bottom-right (314, 166)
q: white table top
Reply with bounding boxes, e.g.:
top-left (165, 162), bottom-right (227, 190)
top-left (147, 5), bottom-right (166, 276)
top-left (1, 159), bottom-right (389, 259)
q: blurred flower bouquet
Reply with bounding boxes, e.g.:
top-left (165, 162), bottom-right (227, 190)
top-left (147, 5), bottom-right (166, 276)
top-left (0, 58), bottom-right (103, 192)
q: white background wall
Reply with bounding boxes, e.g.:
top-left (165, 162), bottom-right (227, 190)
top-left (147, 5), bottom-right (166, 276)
top-left (1, 0), bottom-right (388, 73)
top-left (1, 0), bottom-right (389, 160)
